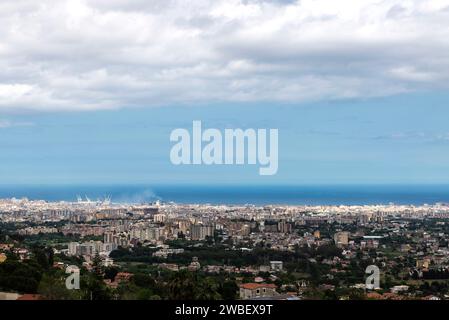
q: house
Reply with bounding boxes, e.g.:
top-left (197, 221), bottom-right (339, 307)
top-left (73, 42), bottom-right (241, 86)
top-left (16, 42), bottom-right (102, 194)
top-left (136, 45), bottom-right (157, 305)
top-left (270, 261), bottom-right (283, 272)
top-left (0, 292), bottom-right (20, 300)
top-left (188, 256), bottom-right (201, 271)
top-left (390, 285), bottom-right (409, 294)
top-left (366, 292), bottom-right (405, 300)
top-left (422, 295), bottom-right (440, 300)
top-left (16, 294), bottom-right (42, 301)
top-left (53, 262), bottom-right (65, 269)
top-left (115, 272), bottom-right (133, 283)
top-left (159, 263), bottom-right (179, 271)
top-left (239, 283), bottom-right (277, 300)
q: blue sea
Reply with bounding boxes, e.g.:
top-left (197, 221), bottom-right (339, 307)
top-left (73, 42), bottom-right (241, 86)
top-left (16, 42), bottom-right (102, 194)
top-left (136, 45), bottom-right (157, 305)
top-left (1, 185), bottom-right (449, 205)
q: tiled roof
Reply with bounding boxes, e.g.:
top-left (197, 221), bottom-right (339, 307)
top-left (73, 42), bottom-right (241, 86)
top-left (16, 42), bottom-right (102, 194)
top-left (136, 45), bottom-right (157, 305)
top-left (239, 283), bottom-right (276, 290)
top-left (17, 294), bottom-right (42, 300)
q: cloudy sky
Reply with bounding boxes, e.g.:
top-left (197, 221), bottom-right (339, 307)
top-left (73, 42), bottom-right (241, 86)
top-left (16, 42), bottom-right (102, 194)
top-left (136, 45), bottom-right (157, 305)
top-left (1, 0), bottom-right (449, 185)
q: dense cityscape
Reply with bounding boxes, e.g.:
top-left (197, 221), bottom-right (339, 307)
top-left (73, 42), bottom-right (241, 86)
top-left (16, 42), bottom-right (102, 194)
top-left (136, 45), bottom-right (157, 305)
top-left (2, 197), bottom-right (449, 300)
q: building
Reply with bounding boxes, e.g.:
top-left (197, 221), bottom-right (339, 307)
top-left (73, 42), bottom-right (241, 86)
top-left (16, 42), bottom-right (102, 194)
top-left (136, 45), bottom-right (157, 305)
top-left (153, 248), bottom-right (184, 258)
top-left (270, 261), bottom-right (283, 272)
top-left (68, 241), bottom-right (116, 257)
top-left (153, 213), bottom-right (166, 223)
top-left (0, 292), bottom-right (20, 300)
top-left (188, 256), bottom-right (201, 271)
top-left (190, 224), bottom-right (214, 241)
top-left (277, 220), bottom-right (292, 233)
top-left (115, 272), bottom-right (133, 283)
top-left (68, 242), bottom-right (78, 256)
top-left (104, 231), bottom-right (114, 243)
top-left (239, 283), bottom-right (278, 300)
top-left (416, 259), bottom-right (430, 269)
top-left (259, 265), bottom-right (270, 272)
top-left (159, 263), bottom-right (179, 271)
top-left (146, 227), bottom-right (165, 241)
top-left (102, 257), bottom-right (114, 267)
top-left (334, 232), bottom-right (349, 247)
top-left (16, 294), bottom-right (42, 300)
top-left (390, 285), bottom-right (409, 294)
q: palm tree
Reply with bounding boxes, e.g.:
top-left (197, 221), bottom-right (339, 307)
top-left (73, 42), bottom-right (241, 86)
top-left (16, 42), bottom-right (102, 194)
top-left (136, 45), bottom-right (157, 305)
top-left (167, 270), bottom-right (197, 299)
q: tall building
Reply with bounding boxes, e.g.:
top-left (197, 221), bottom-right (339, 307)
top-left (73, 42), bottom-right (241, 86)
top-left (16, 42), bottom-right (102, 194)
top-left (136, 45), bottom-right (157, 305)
top-left (277, 220), bottom-right (292, 233)
top-left (190, 224), bottom-right (214, 240)
top-left (104, 231), bottom-right (114, 243)
top-left (68, 242), bottom-right (79, 256)
top-left (153, 213), bottom-right (166, 223)
top-left (67, 241), bottom-right (109, 256)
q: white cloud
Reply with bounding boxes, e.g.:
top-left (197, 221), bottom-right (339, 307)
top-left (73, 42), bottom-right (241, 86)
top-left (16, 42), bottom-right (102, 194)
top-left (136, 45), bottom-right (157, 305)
top-left (0, 0), bottom-right (448, 112)
top-left (390, 66), bottom-right (437, 82)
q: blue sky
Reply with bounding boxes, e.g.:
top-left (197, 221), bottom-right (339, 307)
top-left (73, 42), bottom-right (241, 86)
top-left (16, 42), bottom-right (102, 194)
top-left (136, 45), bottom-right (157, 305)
top-left (1, 1), bottom-right (449, 185)
top-left (1, 92), bottom-right (449, 185)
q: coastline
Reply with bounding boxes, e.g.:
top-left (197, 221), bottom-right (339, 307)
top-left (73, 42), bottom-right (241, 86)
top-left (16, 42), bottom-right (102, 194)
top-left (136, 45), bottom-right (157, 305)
top-left (1, 184), bottom-right (449, 206)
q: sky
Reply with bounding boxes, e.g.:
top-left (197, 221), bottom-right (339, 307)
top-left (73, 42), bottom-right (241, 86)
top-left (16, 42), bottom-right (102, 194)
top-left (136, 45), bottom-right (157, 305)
top-left (1, 0), bottom-right (449, 185)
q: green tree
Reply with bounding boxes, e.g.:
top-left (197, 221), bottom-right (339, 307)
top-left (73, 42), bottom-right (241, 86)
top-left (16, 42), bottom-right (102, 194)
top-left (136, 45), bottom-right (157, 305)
top-left (167, 270), bottom-right (197, 299)
top-left (194, 277), bottom-right (221, 300)
top-left (81, 274), bottom-right (112, 300)
top-left (38, 273), bottom-right (80, 300)
top-left (220, 280), bottom-right (238, 300)
top-left (104, 266), bottom-right (119, 281)
top-left (133, 273), bottom-right (155, 288)
top-left (92, 252), bottom-right (103, 278)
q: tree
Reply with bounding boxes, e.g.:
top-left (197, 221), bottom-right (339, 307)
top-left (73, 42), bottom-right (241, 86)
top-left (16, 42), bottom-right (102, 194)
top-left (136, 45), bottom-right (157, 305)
top-left (81, 274), bottom-right (112, 300)
top-left (194, 277), bottom-right (221, 300)
top-left (136, 288), bottom-right (154, 300)
top-left (38, 273), bottom-right (80, 300)
top-left (133, 273), bottom-right (155, 288)
top-left (32, 246), bottom-right (54, 270)
top-left (0, 259), bottom-right (43, 293)
top-left (92, 252), bottom-right (103, 278)
top-left (167, 270), bottom-right (197, 299)
top-left (104, 266), bottom-right (119, 281)
top-left (220, 280), bottom-right (238, 300)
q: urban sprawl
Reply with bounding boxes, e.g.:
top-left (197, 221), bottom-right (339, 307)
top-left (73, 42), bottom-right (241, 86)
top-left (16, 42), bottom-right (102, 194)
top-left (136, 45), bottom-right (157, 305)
top-left (1, 197), bottom-right (449, 300)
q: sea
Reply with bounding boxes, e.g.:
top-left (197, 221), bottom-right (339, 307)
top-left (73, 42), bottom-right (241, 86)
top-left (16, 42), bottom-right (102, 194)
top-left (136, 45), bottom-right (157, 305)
top-left (1, 185), bottom-right (449, 206)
